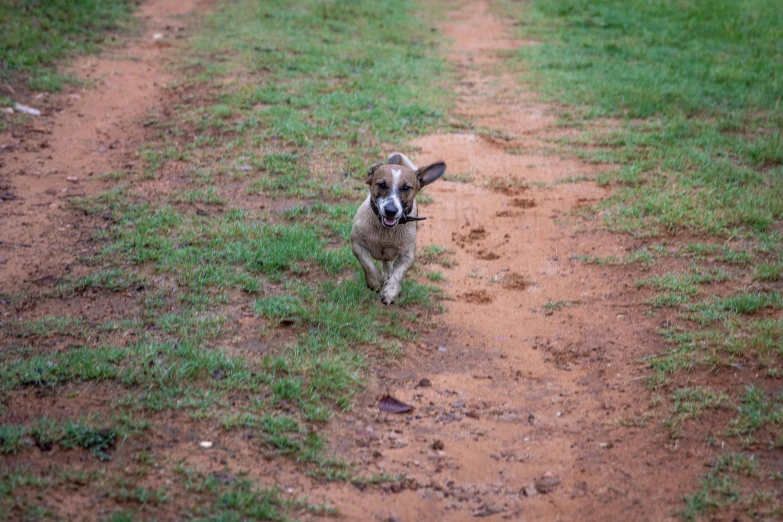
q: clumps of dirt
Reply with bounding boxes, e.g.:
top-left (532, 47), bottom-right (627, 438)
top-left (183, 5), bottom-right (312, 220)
top-left (487, 177), bottom-right (528, 196)
top-left (0, 182), bottom-right (18, 202)
top-left (495, 210), bottom-right (520, 218)
top-left (453, 227), bottom-right (487, 247)
top-left (510, 198), bottom-right (535, 208)
top-left (500, 272), bottom-right (530, 291)
top-left (475, 249), bottom-right (500, 260)
top-left (461, 290), bottom-right (492, 304)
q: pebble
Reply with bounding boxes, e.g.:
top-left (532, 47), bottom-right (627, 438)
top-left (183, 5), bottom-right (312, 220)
top-left (534, 472), bottom-right (561, 494)
top-left (14, 103), bottom-right (40, 116)
top-left (199, 441), bottom-right (213, 449)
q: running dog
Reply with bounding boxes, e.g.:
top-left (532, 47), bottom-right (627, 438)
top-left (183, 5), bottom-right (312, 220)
top-left (351, 152), bottom-right (446, 304)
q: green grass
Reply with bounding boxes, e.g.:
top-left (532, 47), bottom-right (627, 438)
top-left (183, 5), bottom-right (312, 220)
top-left (0, 0), bottom-right (132, 93)
top-left (504, 0), bottom-right (783, 237)
top-left (636, 267), bottom-right (728, 296)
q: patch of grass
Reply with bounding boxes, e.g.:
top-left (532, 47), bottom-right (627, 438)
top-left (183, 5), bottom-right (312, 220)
top-left (644, 327), bottom-right (703, 389)
top-left (679, 453), bottom-right (771, 521)
top-left (689, 292), bottom-right (783, 324)
top-left (667, 387), bottom-right (730, 438)
top-left (172, 187), bottom-right (226, 206)
top-left (637, 267), bottom-right (728, 296)
top-left (426, 271), bottom-right (445, 282)
top-left (418, 244), bottom-right (456, 268)
top-left (55, 269), bottom-right (146, 296)
top-left (0, 0), bottom-right (132, 93)
top-left (573, 249), bottom-right (656, 269)
top-left (174, 465), bottom-right (288, 521)
top-left (542, 299), bottom-right (578, 315)
top-left (443, 169), bottom-right (474, 183)
top-left (1, 316), bottom-right (86, 339)
top-left (726, 386), bottom-right (783, 437)
top-left (3, 417), bottom-right (118, 460)
top-left (753, 264), bottom-right (782, 282)
top-left (0, 425), bottom-right (26, 454)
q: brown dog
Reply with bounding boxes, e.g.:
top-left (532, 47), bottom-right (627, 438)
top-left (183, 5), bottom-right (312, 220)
top-left (351, 152), bottom-right (446, 304)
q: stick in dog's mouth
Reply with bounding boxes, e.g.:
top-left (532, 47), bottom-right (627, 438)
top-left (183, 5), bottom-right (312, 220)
top-left (371, 199), bottom-right (427, 228)
top-left (380, 214), bottom-right (426, 228)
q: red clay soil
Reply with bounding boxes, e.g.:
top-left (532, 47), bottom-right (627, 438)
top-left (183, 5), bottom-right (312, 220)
top-left (0, 1), bottom-right (720, 521)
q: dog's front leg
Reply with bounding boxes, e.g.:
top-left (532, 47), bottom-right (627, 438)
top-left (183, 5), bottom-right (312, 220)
top-left (380, 252), bottom-right (414, 305)
top-left (352, 242), bottom-right (383, 292)
top-left (382, 261), bottom-right (394, 284)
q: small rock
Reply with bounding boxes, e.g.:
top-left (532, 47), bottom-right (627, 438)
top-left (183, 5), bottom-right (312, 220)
top-left (199, 441), bottom-right (213, 449)
top-left (599, 442), bottom-right (614, 449)
top-left (472, 504), bottom-right (503, 517)
top-left (14, 103), bottom-right (41, 116)
top-left (153, 33), bottom-right (164, 40)
top-left (417, 378), bottom-right (432, 388)
top-left (453, 400), bottom-right (465, 409)
top-left (0, 257), bottom-right (6, 265)
top-left (431, 439), bottom-right (445, 450)
top-left (522, 484), bottom-right (538, 497)
top-left (66, 176), bottom-right (79, 183)
top-left (438, 346), bottom-right (447, 352)
top-left (465, 410), bottom-right (480, 419)
top-left (534, 473), bottom-right (561, 494)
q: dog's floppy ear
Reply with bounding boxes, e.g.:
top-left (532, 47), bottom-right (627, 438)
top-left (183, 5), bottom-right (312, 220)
top-left (387, 152), bottom-right (418, 171)
top-left (417, 161), bottom-right (446, 188)
top-left (366, 163), bottom-right (382, 185)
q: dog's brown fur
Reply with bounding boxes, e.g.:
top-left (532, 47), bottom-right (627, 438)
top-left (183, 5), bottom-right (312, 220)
top-left (351, 153), bottom-right (446, 304)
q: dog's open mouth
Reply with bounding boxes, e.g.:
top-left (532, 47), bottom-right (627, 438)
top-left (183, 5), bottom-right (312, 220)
top-left (381, 216), bottom-right (399, 228)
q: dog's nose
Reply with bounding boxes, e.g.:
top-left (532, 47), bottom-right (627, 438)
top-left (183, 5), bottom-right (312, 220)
top-left (383, 202), bottom-right (399, 217)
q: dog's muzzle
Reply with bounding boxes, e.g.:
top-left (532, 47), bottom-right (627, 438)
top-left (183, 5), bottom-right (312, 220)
top-left (371, 199), bottom-right (426, 228)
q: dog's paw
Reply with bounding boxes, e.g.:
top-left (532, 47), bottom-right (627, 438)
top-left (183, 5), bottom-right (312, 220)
top-left (380, 285), bottom-right (400, 305)
top-left (366, 279), bottom-right (382, 292)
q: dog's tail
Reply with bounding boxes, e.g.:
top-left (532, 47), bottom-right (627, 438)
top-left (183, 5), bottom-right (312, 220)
top-left (387, 152), bottom-right (418, 171)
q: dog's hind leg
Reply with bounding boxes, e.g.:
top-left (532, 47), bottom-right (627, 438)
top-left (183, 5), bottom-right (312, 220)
top-left (352, 242), bottom-right (383, 292)
top-left (380, 252), bottom-right (414, 305)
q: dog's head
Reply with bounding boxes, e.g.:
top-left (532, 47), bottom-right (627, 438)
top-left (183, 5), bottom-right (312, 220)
top-left (366, 152), bottom-right (446, 229)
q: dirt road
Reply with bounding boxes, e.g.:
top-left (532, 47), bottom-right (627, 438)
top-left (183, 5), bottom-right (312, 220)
top-left (0, 1), bottom-right (713, 520)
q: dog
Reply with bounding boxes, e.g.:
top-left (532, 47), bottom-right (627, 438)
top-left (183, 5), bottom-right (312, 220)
top-left (351, 152), bottom-right (446, 305)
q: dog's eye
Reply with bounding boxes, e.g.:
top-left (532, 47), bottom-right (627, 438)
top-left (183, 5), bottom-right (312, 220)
top-left (377, 181), bottom-right (388, 190)
top-left (400, 184), bottom-right (412, 192)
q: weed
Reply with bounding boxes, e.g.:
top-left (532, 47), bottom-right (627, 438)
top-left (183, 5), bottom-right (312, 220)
top-left (726, 386), bottom-right (783, 437)
top-left (0, 425), bottom-right (26, 454)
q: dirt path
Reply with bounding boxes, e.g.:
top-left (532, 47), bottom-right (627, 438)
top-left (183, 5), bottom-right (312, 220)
top-left (314, 3), bottom-right (710, 521)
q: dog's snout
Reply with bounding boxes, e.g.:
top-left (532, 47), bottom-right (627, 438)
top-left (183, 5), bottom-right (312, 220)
top-left (383, 202), bottom-right (399, 217)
